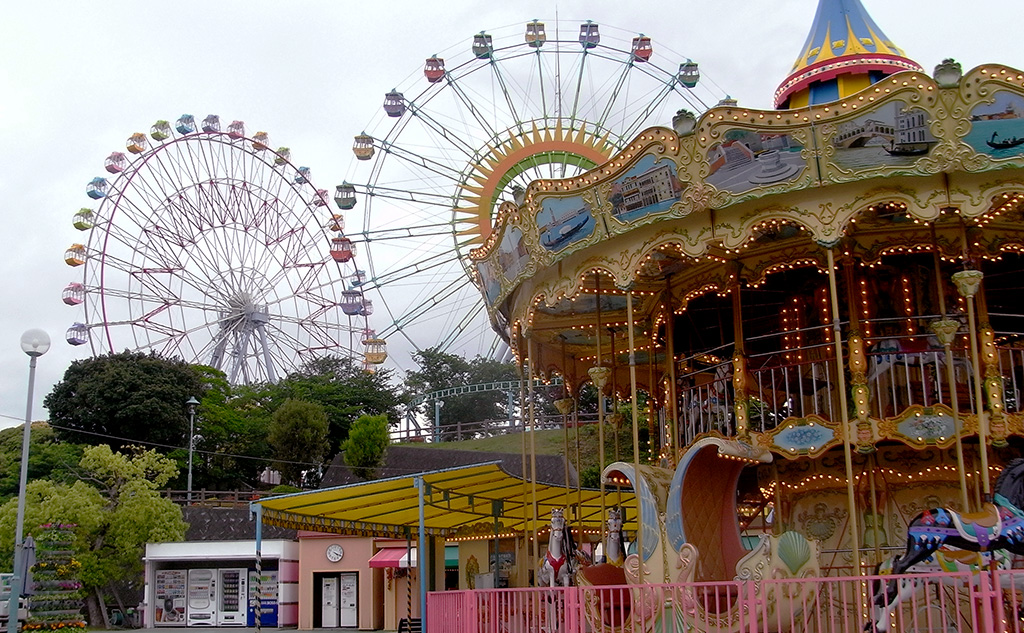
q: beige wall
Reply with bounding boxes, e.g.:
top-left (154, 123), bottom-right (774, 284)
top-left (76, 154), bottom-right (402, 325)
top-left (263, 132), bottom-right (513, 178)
top-left (297, 535), bottom-right (381, 631)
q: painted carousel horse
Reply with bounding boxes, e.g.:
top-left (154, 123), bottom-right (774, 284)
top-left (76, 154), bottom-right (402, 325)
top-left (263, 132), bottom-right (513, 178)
top-left (867, 458), bottom-right (1024, 632)
top-left (537, 509), bottom-right (582, 587)
top-left (603, 507), bottom-right (627, 567)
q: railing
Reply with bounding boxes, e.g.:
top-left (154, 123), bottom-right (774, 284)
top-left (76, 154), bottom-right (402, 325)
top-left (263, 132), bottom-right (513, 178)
top-left (676, 318), bottom-right (1005, 437)
top-left (391, 414), bottom-right (601, 443)
top-left (158, 489), bottom-right (261, 506)
top-left (428, 570), bottom-right (1024, 633)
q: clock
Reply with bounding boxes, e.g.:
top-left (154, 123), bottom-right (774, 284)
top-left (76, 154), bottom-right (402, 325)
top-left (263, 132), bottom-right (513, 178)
top-left (326, 544), bottom-right (344, 562)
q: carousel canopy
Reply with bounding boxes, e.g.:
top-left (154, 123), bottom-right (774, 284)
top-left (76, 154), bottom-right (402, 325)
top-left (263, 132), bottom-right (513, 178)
top-left (774, 0), bottom-right (922, 108)
top-left (255, 462), bottom-right (634, 538)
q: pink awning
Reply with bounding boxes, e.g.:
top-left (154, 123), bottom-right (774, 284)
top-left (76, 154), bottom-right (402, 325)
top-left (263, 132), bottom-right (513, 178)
top-left (368, 548), bottom-right (408, 568)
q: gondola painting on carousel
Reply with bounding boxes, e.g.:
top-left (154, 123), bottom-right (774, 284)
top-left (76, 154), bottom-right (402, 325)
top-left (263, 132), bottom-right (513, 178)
top-left (537, 194), bottom-right (596, 252)
top-left (830, 100), bottom-right (936, 169)
top-left (608, 154), bottom-right (683, 223)
top-left (705, 130), bottom-right (805, 195)
top-left (965, 91), bottom-right (1024, 158)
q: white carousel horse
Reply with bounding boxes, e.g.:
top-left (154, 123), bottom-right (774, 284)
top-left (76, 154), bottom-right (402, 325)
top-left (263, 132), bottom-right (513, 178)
top-left (537, 509), bottom-right (579, 587)
top-left (603, 507), bottom-right (627, 567)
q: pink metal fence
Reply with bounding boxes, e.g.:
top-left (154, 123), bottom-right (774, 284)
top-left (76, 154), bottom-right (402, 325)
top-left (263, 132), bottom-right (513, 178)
top-left (428, 570), bottom-right (1024, 633)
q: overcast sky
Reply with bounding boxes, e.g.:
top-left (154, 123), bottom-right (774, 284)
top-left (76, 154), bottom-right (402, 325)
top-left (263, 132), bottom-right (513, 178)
top-left (0, 0), bottom-right (1019, 432)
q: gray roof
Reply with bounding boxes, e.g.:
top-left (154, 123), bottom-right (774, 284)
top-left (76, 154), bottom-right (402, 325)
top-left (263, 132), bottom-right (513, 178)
top-left (183, 505), bottom-right (297, 541)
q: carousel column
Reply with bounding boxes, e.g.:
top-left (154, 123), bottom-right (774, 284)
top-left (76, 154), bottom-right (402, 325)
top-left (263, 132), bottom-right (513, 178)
top-left (728, 265), bottom-right (750, 442)
top-left (976, 289), bottom-right (1009, 447)
top-left (842, 257), bottom-right (873, 451)
top-left (825, 246), bottom-right (862, 575)
top-left (953, 269), bottom-right (992, 498)
top-left (626, 289), bottom-right (643, 572)
top-left (664, 279), bottom-right (679, 467)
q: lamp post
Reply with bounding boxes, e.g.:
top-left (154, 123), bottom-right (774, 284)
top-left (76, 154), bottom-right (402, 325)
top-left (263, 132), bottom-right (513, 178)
top-left (185, 396), bottom-right (199, 502)
top-left (8, 329), bottom-right (50, 633)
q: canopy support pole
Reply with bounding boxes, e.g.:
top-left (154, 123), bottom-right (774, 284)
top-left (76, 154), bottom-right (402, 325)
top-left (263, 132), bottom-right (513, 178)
top-left (415, 476), bottom-right (427, 626)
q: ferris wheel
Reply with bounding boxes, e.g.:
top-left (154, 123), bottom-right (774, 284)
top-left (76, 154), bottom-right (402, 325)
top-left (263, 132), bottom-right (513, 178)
top-left (340, 19), bottom-right (722, 367)
top-left (62, 114), bottom-right (380, 384)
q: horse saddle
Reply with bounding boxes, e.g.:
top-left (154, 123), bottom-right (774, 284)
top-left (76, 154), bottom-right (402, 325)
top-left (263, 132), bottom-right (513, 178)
top-left (956, 503), bottom-right (1001, 529)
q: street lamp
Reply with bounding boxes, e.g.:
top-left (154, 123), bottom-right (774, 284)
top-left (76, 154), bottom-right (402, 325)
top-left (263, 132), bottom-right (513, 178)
top-left (185, 397), bottom-right (199, 502)
top-left (8, 329), bottom-right (50, 633)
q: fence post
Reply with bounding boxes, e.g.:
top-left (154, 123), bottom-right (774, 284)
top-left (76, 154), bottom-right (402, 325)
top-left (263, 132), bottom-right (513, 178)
top-left (745, 579), bottom-right (760, 633)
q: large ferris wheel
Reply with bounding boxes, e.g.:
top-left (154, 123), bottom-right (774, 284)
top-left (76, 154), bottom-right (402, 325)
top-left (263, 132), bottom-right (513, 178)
top-left (62, 115), bottom-right (376, 384)
top-left (338, 19), bottom-right (724, 367)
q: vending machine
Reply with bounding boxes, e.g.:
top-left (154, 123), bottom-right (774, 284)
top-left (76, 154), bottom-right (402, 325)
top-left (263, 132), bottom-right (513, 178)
top-left (216, 568), bottom-right (247, 626)
top-left (186, 569), bottom-right (217, 626)
top-left (153, 570), bottom-right (186, 626)
top-left (247, 570), bottom-right (279, 627)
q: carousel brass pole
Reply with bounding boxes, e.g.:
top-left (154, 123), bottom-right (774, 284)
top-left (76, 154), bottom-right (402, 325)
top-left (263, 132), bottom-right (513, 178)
top-left (930, 247), bottom-right (969, 510)
top-left (593, 272), bottom-right (608, 550)
top-left (665, 278), bottom-right (679, 468)
top-left (528, 337), bottom-right (541, 566)
top-left (953, 269), bottom-right (991, 499)
top-left (626, 290), bottom-right (644, 573)
top-left (826, 247), bottom-right (862, 575)
top-left (648, 338), bottom-right (656, 462)
top-left (517, 331), bottom-right (530, 585)
top-left (867, 453), bottom-right (881, 565)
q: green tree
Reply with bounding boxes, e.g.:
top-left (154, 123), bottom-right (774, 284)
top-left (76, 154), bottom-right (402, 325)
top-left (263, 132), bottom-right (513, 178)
top-left (0, 423), bottom-right (84, 501)
top-left (341, 414), bottom-right (390, 480)
top-left (267, 399), bottom-right (329, 486)
top-left (266, 356), bottom-right (401, 461)
top-left (0, 445), bottom-right (185, 626)
top-left (44, 351), bottom-right (207, 451)
top-left (404, 349), bottom-right (519, 440)
top-left (173, 367), bottom-right (273, 491)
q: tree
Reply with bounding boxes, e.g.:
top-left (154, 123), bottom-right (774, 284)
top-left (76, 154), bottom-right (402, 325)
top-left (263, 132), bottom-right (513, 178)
top-left (404, 348), bottom-right (519, 440)
top-left (341, 414), bottom-right (390, 480)
top-left (174, 367), bottom-right (273, 491)
top-left (0, 423), bottom-right (83, 501)
top-left (0, 445), bottom-right (186, 626)
top-left (44, 351), bottom-right (207, 451)
top-left (266, 356), bottom-right (401, 461)
top-left (267, 399), bottom-right (329, 486)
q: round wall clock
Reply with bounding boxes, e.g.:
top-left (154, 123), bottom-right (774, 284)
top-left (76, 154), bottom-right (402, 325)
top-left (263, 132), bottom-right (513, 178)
top-left (326, 544), bottom-right (344, 562)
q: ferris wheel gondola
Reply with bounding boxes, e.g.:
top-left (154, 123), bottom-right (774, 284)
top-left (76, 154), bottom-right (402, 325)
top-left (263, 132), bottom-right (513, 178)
top-left (63, 115), bottom-right (384, 383)
top-left (340, 19), bottom-right (725, 367)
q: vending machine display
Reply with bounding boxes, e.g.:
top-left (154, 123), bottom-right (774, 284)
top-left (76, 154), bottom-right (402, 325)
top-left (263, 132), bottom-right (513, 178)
top-left (217, 568), bottom-right (247, 626)
top-left (186, 569), bottom-right (217, 626)
top-left (153, 570), bottom-right (186, 626)
top-left (246, 570), bottom-right (279, 627)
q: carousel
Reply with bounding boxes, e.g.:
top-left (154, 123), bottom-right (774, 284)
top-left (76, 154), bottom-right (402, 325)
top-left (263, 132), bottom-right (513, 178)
top-left (256, 1), bottom-right (1024, 632)
top-left (457, 0), bottom-right (1024, 631)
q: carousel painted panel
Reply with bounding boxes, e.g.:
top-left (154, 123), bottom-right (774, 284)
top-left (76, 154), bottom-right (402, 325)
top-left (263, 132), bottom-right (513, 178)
top-left (702, 128), bottom-right (808, 197)
top-left (964, 90), bottom-right (1024, 161)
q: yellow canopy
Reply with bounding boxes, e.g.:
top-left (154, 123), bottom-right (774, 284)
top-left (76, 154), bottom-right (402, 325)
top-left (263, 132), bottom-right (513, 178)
top-left (255, 461), bottom-right (634, 538)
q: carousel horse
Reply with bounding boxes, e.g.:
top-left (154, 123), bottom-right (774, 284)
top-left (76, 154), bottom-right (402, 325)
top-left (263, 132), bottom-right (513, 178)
top-left (867, 458), bottom-right (1024, 632)
top-left (603, 507), bottom-right (627, 567)
top-left (537, 509), bottom-right (582, 587)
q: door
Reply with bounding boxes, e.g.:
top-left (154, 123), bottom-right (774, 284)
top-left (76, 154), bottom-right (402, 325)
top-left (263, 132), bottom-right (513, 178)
top-left (321, 576), bottom-right (339, 628)
top-left (339, 573), bottom-right (358, 627)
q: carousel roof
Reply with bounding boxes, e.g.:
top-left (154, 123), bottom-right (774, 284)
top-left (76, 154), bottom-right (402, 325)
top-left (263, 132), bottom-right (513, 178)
top-left (774, 0), bottom-right (923, 108)
top-left (255, 461), bottom-right (634, 538)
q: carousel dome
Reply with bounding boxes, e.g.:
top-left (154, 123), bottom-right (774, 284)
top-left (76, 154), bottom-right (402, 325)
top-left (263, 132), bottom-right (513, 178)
top-left (774, 0), bottom-right (923, 109)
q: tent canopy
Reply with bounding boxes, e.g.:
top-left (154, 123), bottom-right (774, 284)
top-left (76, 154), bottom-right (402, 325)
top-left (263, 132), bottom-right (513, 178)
top-left (255, 462), bottom-right (635, 539)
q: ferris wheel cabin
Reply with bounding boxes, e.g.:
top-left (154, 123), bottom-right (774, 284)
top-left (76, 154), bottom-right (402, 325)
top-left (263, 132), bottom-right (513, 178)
top-left (334, 183), bottom-right (357, 210)
top-left (201, 114), bottom-right (220, 133)
top-left (579, 21), bottom-right (600, 48)
top-left (330, 236), bottom-right (355, 263)
top-left (525, 20), bottom-right (546, 48)
top-left (126, 132), bottom-right (147, 154)
top-left (424, 57), bottom-right (445, 83)
top-left (104, 152), bottom-right (127, 174)
top-left (62, 283), bottom-right (84, 306)
top-left (150, 120), bottom-right (171, 141)
top-left (86, 177), bottom-right (107, 200)
top-left (228, 120), bottom-right (246, 139)
top-left (472, 33), bottom-right (493, 59)
top-left (175, 114), bottom-right (196, 134)
top-left (72, 208), bottom-right (94, 231)
top-left (352, 134), bottom-right (375, 161)
top-left (631, 35), bottom-right (652, 62)
top-left (383, 90), bottom-right (407, 118)
top-left (65, 323), bottom-right (88, 346)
